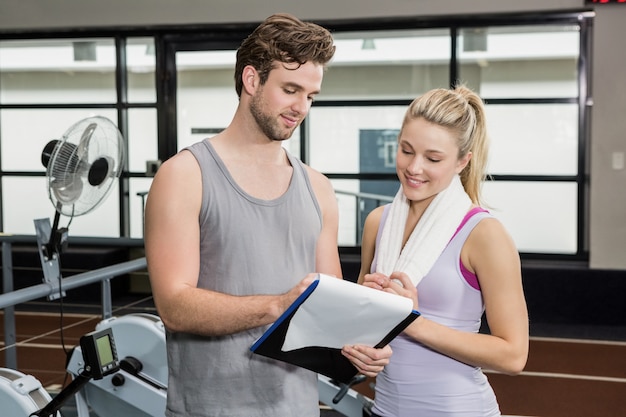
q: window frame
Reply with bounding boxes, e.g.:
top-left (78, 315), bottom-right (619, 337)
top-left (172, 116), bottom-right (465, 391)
top-left (0, 10), bottom-right (593, 262)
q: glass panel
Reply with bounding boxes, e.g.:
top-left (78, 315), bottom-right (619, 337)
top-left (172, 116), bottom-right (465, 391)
top-left (483, 180), bottom-right (577, 254)
top-left (334, 179), bottom-right (361, 246)
top-left (62, 189), bottom-right (121, 237)
top-left (176, 50), bottom-right (238, 151)
top-left (128, 108), bottom-right (158, 173)
top-left (130, 177), bottom-right (154, 238)
top-left (283, 129), bottom-right (301, 159)
top-left (0, 108), bottom-right (118, 171)
top-left (126, 37), bottom-right (157, 103)
top-left (324, 29), bottom-right (451, 99)
top-left (0, 38), bottom-right (117, 104)
top-left (333, 179), bottom-right (397, 247)
top-left (333, 178), bottom-right (577, 253)
top-left (2, 177), bottom-right (50, 235)
top-left (308, 106), bottom-right (406, 173)
top-left (175, 49), bottom-right (302, 155)
top-left (2, 176), bottom-right (120, 237)
top-left (458, 26), bottom-right (579, 98)
top-left (486, 103), bottom-right (578, 175)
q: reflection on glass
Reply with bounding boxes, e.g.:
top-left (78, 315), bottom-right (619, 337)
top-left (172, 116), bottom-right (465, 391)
top-left (126, 37), bottom-right (157, 103)
top-left (0, 38), bottom-right (117, 104)
top-left (0, 21), bottom-right (587, 253)
top-left (130, 177), bottom-right (154, 238)
top-left (332, 179), bottom-right (397, 246)
top-left (458, 25), bottom-right (579, 98)
top-left (483, 181), bottom-right (577, 254)
top-left (176, 50), bottom-right (238, 152)
top-left (308, 106), bottom-right (406, 173)
top-left (2, 176), bottom-right (120, 237)
top-left (324, 29), bottom-right (451, 99)
top-left (0, 108), bottom-right (118, 171)
top-left (128, 108), bottom-right (158, 172)
top-left (175, 49), bottom-right (302, 155)
top-left (486, 103), bottom-right (578, 175)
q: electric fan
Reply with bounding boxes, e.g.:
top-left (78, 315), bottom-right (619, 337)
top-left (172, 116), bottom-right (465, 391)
top-left (38, 115), bottom-right (125, 260)
top-left (5, 115), bottom-right (127, 417)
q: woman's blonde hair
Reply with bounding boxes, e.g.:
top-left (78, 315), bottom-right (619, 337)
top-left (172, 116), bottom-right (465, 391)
top-left (400, 84), bottom-right (490, 205)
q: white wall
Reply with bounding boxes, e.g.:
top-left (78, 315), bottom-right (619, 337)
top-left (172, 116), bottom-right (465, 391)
top-left (589, 7), bottom-right (626, 269)
top-left (0, 1), bottom-right (586, 30)
top-left (2, 0), bottom-right (626, 269)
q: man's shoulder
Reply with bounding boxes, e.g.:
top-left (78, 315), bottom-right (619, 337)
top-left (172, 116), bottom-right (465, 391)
top-left (301, 163), bottom-right (333, 192)
top-left (299, 161), bottom-right (325, 180)
top-left (154, 149), bottom-right (201, 186)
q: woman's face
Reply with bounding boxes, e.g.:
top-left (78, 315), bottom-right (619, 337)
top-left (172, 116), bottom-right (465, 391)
top-left (396, 117), bottom-right (470, 205)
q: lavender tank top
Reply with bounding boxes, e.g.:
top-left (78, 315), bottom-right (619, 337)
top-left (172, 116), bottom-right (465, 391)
top-left (165, 139), bottom-right (321, 417)
top-left (371, 206), bottom-right (501, 417)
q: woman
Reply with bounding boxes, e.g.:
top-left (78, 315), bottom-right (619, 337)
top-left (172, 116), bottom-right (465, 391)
top-left (357, 84), bottom-right (529, 416)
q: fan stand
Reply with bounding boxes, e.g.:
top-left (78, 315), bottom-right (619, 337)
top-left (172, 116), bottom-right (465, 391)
top-left (34, 208), bottom-right (68, 301)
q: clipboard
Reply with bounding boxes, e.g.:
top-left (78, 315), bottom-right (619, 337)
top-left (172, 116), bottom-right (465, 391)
top-left (250, 274), bottom-right (420, 384)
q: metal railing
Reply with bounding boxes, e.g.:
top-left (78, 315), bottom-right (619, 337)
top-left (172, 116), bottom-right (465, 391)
top-left (0, 190), bottom-right (394, 369)
top-left (0, 235), bottom-right (146, 369)
top-left (334, 190), bottom-right (394, 245)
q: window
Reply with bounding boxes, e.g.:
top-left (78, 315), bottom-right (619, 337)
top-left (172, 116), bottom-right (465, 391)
top-left (0, 37), bottom-right (157, 238)
top-left (458, 25), bottom-right (583, 255)
top-left (305, 17), bottom-right (589, 258)
top-left (0, 11), bottom-right (592, 260)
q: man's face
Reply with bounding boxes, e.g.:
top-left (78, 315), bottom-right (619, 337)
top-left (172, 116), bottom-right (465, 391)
top-left (249, 61), bottom-right (324, 142)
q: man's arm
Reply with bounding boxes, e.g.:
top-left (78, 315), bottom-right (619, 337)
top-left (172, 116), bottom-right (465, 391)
top-left (305, 166), bottom-right (342, 278)
top-left (145, 150), bottom-right (310, 336)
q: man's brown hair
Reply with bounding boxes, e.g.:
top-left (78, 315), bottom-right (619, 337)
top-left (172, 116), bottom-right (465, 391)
top-left (234, 13), bottom-right (336, 97)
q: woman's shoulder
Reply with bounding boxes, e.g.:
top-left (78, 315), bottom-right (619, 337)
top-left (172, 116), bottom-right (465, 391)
top-left (465, 213), bottom-right (517, 258)
top-left (366, 204), bottom-right (388, 228)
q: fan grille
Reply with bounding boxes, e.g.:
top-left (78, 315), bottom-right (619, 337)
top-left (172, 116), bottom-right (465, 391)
top-left (45, 116), bottom-right (125, 217)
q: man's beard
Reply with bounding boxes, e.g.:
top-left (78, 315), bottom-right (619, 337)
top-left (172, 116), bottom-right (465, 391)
top-left (250, 92), bottom-right (297, 142)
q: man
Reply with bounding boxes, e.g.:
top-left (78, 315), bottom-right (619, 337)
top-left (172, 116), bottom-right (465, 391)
top-left (145, 13), bottom-right (391, 417)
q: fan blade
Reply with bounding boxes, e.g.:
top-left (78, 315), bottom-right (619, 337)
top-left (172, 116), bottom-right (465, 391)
top-left (52, 174), bottom-right (84, 204)
top-left (77, 122), bottom-right (97, 160)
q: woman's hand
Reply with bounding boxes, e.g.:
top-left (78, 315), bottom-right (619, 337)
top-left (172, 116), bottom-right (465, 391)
top-left (362, 271), bottom-right (418, 311)
top-left (386, 271), bottom-right (418, 311)
top-left (360, 272), bottom-right (390, 290)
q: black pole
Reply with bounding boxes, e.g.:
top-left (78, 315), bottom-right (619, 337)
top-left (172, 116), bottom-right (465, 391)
top-left (32, 370), bottom-right (92, 417)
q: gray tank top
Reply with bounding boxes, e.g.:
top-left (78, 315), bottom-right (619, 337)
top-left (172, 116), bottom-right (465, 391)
top-left (165, 139), bottom-right (321, 417)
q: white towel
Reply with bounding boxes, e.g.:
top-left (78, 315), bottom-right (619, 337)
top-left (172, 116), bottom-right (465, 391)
top-left (376, 175), bottom-right (472, 287)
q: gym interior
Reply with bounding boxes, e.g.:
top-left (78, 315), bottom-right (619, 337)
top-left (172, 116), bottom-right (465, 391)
top-left (1, 1), bottom-right (625, 416)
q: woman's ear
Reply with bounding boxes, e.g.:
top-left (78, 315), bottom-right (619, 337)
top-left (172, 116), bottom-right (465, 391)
top-left (456, 151), bottom-right (472, 174)
top-left (241, 65), bottom-right (259, 96)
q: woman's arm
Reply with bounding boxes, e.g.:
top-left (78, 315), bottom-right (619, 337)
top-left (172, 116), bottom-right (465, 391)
top-left (399, 217), bottom-right (529, 375)
top-left (357, 206), bottom-right (385, 284)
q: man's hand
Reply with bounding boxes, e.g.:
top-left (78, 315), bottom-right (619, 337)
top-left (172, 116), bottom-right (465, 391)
top-left (272, 273), bottom-right (319, 321)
